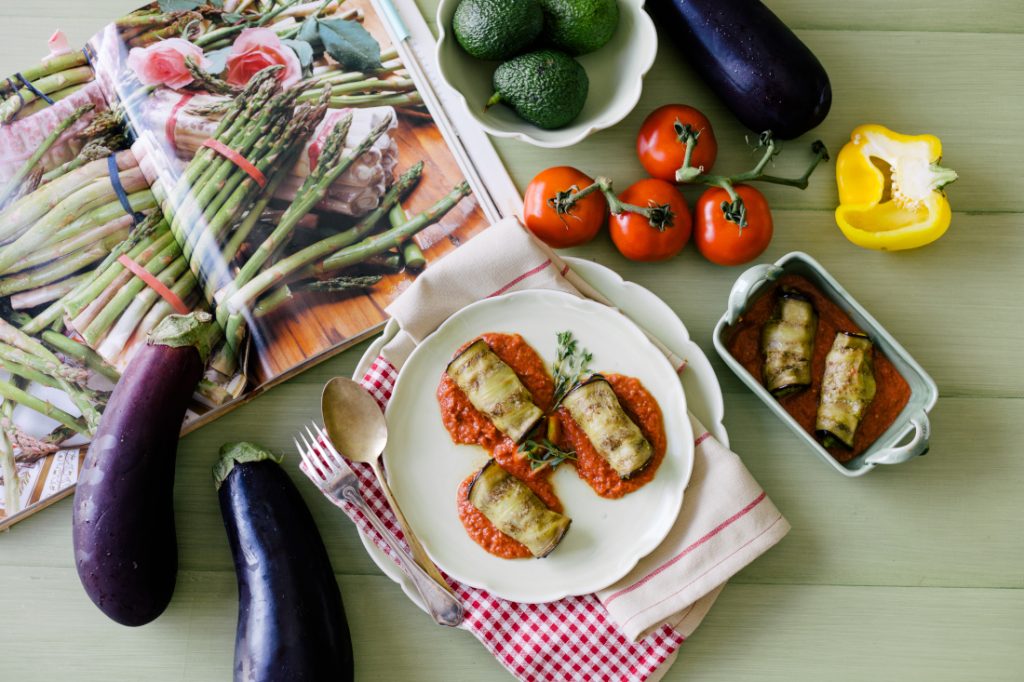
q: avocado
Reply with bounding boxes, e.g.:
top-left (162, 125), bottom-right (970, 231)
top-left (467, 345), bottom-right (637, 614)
top-left (539, 0), bottom-right (619, 55)
top-left (452, 0), bottom-right (544, 61)
top-left (488, 50), bottom-right (589, 129)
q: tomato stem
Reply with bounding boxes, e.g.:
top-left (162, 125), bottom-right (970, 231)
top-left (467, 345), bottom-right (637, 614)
top-left (675, 132), bottom-right (829, 189)
top-left (556, 177), bottom-right (675, 232)
top-left (674, 119), bottom-right (701, 177)
top-left (672, 132), bottom-right (828, 225)
top-left (717, 179), bottom-right (748, 229)
top-left (598, 177), bottom-right (676, 232)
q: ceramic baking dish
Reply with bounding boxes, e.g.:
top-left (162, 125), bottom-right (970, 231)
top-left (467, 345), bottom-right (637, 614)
top-left (712, 252), bottom-right (938, 477)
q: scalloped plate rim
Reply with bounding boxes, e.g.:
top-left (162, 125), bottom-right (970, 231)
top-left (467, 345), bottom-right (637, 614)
top-left (350, 257), bottom-right (728, 609)
top-left (380, 289), bottom-right (693, 602)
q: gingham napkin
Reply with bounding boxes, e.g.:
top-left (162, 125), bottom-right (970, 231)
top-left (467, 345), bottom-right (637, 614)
top-left (313, 219), bottom-right (790, 681)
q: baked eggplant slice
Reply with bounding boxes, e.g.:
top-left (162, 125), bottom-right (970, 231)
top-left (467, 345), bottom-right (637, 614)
top-left (561, 375), bottom-right (653, 479)
top-left (467, 460), bottom-right (571, 558)
top-left (446, 339), bottom-right (544, 443)
top-left (816, 332), bottom-right (877, 448)
top-left (761, 289), bottom-right (817, 397)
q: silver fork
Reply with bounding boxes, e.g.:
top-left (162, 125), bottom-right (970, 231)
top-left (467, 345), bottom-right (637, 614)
top-left (296, 423), bottom-right (464, 627)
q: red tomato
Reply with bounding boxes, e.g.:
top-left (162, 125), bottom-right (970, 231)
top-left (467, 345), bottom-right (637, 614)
top-left (694, 184), bottom-right (773, 266)
top-left (636, 104), bottom-right (718, 182)
top-left (609, 179), bottom-right (692, 262)
top-left (523, 166), bottom-right (607, 248)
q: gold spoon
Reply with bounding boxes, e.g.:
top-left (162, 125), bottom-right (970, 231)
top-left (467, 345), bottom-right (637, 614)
top-left (321, 377), bottom-right (460, 603)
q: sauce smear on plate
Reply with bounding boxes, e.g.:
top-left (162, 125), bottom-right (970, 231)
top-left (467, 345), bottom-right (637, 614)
top-left (558, 374), bottom-right (667, 498)
top-left (440, 334), bottom-right (668, 557)
top-left (440, 333), bottom-right (559, 558)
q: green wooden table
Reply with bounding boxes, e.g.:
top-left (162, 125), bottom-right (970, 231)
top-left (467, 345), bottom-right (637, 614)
top-left (2, 1), bottom-right (1022, 679)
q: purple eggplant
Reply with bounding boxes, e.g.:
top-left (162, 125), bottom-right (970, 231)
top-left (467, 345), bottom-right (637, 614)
top-left (72, 312), bottom-right (217, 626)
top-left (649, 0), bottom-right (832, 139)
top-left (215, 442), bottom-right (354, 682)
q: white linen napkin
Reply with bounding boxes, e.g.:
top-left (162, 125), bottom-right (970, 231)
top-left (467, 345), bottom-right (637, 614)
top-left (378, 218), bottom-right (790, 643)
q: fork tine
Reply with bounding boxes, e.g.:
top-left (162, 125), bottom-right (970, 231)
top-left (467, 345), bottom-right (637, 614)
top-left (323, 430), bottom-right (350, 470)
top-left (295, 434), bottom-right (317, 470)
top-left (313, 422), bottom-right (344, 463)
top-left (294, 436), bottom-right (322, 479)
top-left (306, 422), bottom-right (340, 468)
top-left (303, 423), bottom-right (321, 456)
top-left (304, 423), bottom-right (334, 471)
top-left (299, 431), bottom-right (330, 479)
top-left (321, 434), bottom-right (348, 472)
top-left (297, 429), bottom-right (311, 454)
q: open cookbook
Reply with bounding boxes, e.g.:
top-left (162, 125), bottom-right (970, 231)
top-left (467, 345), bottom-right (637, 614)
top-left (0, 0), bottom-right (521, 529)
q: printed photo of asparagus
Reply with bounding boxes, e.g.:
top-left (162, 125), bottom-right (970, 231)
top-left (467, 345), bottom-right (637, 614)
top-left (0, 0), bottom-right (489, 528)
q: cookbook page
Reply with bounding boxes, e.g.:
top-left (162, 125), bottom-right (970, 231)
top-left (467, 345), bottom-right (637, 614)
top-left (0, 0), bottom-right (516, 529)
top-left (0, 30), bottom-right (122, 527)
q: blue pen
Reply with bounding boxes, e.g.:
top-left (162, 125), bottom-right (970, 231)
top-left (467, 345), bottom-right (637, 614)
top-left (378, 0), bottom-right (411, 43)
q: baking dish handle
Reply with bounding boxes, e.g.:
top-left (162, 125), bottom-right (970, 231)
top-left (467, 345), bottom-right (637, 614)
top-left (726, 263), bottom-right (782, 324)
top-left (862, 412), bottom-right (931, 465)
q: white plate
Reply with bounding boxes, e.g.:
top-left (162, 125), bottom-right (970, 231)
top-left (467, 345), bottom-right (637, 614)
top-left (382, 289), bottom-right (693, 603)
top-left (352, 257), bottom-right (727, 610)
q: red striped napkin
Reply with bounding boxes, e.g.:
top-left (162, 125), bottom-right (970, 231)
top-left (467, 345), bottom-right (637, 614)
top-left (312, 219), bottom-right (790, 681)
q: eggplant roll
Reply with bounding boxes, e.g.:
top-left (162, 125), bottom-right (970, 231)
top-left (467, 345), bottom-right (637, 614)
top-left (761, 289), bottom-right (817, 397)
top-left (468, 460), bottom-right (571, 558)
top-left (816, 332), bottom-right (877, 448)
top-left (446, 339), bottom-right (544, 443)
top-left (561, 375), bottom-right (653, 479)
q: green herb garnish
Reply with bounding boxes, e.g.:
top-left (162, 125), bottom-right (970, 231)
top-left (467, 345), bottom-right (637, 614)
top-left (519, 438), bottom-right (577, 471)
top-left (552, 330), bottom-right (593, 404)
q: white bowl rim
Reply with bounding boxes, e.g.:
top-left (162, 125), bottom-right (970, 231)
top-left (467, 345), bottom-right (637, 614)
top-left (434, 0), bottom-right (658, 149)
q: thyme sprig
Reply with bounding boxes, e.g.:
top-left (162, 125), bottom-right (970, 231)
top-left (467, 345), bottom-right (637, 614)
top-left (519, 438), bottom-right (577, 471)
top-left (552, 330), bottom-right (592, 404)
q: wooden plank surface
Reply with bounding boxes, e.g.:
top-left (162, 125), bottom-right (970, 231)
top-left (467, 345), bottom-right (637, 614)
top-left (2, 0), bottom-right (1022, 680)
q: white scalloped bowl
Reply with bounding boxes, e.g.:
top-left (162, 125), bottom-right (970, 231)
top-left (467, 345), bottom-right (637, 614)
top-left (435, 0), bottom-right (658, 148)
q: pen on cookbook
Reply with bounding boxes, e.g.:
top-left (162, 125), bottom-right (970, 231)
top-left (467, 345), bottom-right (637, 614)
top-left (376, 0), bottom-right (503, 223)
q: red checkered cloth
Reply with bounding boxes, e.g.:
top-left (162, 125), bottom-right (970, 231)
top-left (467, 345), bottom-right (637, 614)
top-left (306, 219), bottom-right (789, 681)
top-left (340, 356), bottom-right (682, 682)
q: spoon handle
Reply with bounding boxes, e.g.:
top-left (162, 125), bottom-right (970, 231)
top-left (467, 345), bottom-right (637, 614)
top-left (370, 458), bottom-right (456, 595)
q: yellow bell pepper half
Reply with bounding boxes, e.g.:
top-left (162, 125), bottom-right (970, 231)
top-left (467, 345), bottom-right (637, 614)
top-left (835, 124), bottom-right (958, 250)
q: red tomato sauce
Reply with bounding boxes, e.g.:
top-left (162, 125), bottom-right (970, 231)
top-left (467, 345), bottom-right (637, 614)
top-left (438, 333), bottom-right (558, 559)
top-left (437, 333), bottom-right (554, 451)
top-left (725, 274), bottom-right (911, 462)
top-left (558, 374), bottom-right (667, 498)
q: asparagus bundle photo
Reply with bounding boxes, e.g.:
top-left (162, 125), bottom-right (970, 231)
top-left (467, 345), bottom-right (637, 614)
top-left (137, 65), bottom-right (473, 366)
top-left (0, 32), bottom-right (97, 126)
top-left (134, 91), bottom-right (400, 217)
top-left (1, 0), bottom-right (493, 529)
top-left (113, 0), bottom-right (360, 50)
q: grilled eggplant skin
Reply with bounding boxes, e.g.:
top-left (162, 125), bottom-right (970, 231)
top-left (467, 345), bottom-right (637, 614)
top-left (561, 375), bottom-right (653, 479)
top-left (816, 332), bottom-right (877, 448)
top-left (761, 290), bottom-right (817, 397)
top-left (446, 338), bottom-right (544, 443)
top-left (215, 443), bottom-right (354, 682)
top-left (467, 460), bottom-right (571, 558)
top-left (649, 0), bottom-right (832, 139)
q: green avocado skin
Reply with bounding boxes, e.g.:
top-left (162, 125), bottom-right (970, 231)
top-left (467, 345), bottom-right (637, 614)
top-left (452, 0), bottom-right (544, 61)
top-left (539, 0), bottom-right (620, 55)
top-left (492, 50), bottom-right (589, 129)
